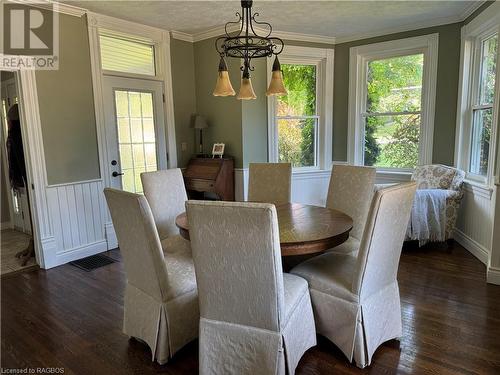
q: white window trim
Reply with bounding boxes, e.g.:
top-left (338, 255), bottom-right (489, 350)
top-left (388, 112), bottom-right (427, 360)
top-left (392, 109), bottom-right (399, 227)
top-left (348, 34), bottom-right (439, 173)
top-left (455, 3), bottom-right (500, 187)
top-left (87, 12), bottom-right (178, 191)
top-left (267, 45), bottom-right (334, 172)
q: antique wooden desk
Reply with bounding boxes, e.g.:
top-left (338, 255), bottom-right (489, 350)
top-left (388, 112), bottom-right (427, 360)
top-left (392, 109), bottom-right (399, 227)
top-left (183, 157), bottom-right (234, 201)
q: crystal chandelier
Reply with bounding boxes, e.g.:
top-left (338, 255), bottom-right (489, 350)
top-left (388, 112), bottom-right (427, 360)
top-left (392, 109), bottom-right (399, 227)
top-left (213, 0), bottom-right (287, 100)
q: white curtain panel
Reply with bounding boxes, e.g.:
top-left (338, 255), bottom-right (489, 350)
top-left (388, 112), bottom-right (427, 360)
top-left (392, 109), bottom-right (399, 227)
top-left (186, 200), bottom-right (316, 375)
top-left (292, 182), bottom-right (417, 368)
top-left (104, 188), bottom-right (198, 364)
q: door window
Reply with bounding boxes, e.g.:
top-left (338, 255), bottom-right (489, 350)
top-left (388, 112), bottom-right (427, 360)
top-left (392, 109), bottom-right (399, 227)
top-left (114, 90), bottom-right (158, 193)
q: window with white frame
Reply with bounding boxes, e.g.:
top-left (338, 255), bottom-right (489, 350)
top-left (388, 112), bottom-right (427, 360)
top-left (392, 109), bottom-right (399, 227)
top-left (268, 46), bottom-right (333, 171)
top-left (456, 6), bottom-right (500, 185)
top-left (349, 34), bottom-right (438, 171)
top-left (99, 32), bottom-right (156, 76)
top-left (469, 33), bottom-right (498, 177)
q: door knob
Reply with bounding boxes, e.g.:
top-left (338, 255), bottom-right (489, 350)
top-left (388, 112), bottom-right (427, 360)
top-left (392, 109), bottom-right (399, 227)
top-left (112, 171), bottom-right (124, 177)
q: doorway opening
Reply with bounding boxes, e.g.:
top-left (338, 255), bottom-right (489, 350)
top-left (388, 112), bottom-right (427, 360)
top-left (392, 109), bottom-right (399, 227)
top-left (1, 71), bottom-right (38, 276)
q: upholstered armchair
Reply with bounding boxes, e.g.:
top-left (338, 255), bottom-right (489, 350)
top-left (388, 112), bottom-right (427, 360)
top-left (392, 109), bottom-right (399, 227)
top-left (409, 164), bottom-right (465, 242)
top-left (248, 163), bottom-right (292, 205)
top-left (292, 183), bottom-right (417, 368)
top-left (186, 200), bottom-right (316, 374)
top-left (141, 169), bottom-right (191, 254)
top-left (104, 188), bottom-right (198, 365)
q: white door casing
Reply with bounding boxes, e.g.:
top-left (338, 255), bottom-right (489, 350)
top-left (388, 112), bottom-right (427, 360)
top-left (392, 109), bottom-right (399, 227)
top-left (102, 76), bottom-right (166, 192)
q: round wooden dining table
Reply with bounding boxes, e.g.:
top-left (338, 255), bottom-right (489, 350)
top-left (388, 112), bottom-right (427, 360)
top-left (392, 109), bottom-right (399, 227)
top-left (175, 202), bottom-right (353, 257)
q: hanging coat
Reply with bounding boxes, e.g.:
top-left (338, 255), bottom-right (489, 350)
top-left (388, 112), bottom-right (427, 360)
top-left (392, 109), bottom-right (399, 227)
top-left (6, 104), bottom-right (26, 191)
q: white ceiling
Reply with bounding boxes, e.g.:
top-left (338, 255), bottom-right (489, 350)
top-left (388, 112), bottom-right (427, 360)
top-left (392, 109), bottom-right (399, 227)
top-left (65, 0), bottom-right (483, 42)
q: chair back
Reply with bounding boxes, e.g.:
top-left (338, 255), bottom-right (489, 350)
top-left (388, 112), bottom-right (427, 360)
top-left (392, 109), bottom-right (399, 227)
top-left (104, 188), bottom-right (169, 301)
top-left (141, 168), bottom-right (187, 239)
top-left (326, 164), bottom-right (376, 240)
top-left (352, 182), bottom-right (417, 300)
top-left (248, 163), bottom-right (291, 205)
top-left (186, 200), bottom-right (284, 332)
top-left (411, 164), bottom-right (465, 191)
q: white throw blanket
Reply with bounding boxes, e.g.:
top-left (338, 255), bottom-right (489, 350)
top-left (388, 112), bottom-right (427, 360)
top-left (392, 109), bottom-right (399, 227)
top-left (406, 189), bottom-right (448, 246)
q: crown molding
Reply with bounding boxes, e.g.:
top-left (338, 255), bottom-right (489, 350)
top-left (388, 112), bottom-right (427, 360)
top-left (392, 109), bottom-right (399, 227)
top-left (460, 0), bottom-right (487, 21)
top-left (172, 1), bottom-right (487, 46)
top-left (10, 0), bottom-right (87, 17)
top-left (172, 24), bottom-right (335, 45)
top-left (334, 5), bottom-right (490, 46)
top-left (170, 31), bottom-right (194, 43)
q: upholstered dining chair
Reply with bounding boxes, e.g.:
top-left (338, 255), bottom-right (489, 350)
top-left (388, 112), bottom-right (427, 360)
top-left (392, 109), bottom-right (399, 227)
top-left (186, 200), bottom-right (316, 375)
top-left (141, 168), bottom-right (190, 253)
top-left (326, 164), bottom-right (376, 256)
top-left (291, 182), bottom-right (417, 368)
top-left (104, 188), bottom-right (198, 365)
top-left (248, 162), bottom-right (292, 205)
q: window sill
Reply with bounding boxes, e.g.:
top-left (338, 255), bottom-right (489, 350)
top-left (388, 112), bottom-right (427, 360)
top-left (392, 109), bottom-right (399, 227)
top-left (463, 179), bottom-right (494, 199)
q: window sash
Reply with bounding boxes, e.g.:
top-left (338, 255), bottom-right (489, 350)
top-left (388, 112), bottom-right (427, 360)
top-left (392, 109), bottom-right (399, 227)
top-left (464, 32), bottom-right (498, 182)
top-left (362, 110), bottom-right (421, 117)
top-left (273, 63), bottom-right (320, 169)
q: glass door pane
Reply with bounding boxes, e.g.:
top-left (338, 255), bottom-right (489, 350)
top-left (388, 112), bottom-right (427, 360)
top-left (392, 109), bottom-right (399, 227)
top-left (114, 90), bottom-right (157, 193)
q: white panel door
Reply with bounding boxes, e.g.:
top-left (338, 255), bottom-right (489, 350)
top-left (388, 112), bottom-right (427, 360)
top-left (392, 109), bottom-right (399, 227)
top-left (103, 77), bottom-right (166, 193)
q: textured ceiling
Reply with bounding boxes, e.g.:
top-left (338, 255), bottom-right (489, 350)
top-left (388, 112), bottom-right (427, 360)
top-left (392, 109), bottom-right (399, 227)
top-left (65, 1), bottom-right (479, 40)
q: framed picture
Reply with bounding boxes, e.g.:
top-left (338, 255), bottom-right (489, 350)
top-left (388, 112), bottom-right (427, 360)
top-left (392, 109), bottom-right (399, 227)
top-left (212, 143), bottom-right (225, 158)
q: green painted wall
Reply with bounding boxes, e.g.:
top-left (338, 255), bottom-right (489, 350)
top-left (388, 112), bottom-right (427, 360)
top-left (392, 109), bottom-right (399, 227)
top-left (171, 39), bottom-right (197, 168)
top-left (36, 14), bottom-right (100, 185)
top-left (333, 23), bottom-right (462, 165)
top-left (193, 37), bottom-right (243, 167)
top-left (242, 58), bottom-right (268, 167)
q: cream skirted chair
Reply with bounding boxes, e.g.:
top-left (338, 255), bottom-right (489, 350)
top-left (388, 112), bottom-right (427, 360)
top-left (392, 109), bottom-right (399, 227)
top-left (291, 182), bottom-right (417, 368)
top-left (186, 200), bottom-right (317, 375)
top-left (325, 165), bottom-right (376, 256)
top-left (104, 188), bottom-right (198, 365)
top-left (407, 164), bottom-right (465, 243)
top-left (248, 163), bottom-right (292, 205)
top-left (141, 168), bottom-right (191, 253)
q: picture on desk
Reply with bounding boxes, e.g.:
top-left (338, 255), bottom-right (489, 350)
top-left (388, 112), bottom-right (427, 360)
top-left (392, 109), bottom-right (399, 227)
top-left (212, 143), bottom-right (225, 157)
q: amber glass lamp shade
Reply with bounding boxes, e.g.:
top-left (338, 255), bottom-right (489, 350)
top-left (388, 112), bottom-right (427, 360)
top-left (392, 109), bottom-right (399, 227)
top-left (237, 78), bottom-right (257, 100)
top-left (237, 67), bottom-right (257, 100)
top-left (266, 56), bottom-right (287, 96)
top-left (213, 57), bottom-right (235, 96)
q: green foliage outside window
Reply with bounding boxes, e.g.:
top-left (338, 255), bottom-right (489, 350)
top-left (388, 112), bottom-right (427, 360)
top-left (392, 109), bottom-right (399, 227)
top-left (277, 64), bottom-right (317, 167)
top-left (365, 54), bottom-right (424, 168)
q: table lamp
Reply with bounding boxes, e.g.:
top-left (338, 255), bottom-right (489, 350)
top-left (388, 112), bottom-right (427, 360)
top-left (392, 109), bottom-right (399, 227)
top-left (193, 115), bottom-right (209, 156)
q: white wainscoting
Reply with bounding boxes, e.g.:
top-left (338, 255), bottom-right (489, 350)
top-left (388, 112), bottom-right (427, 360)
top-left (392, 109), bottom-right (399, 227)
top-left (44, 179), bottom-right (115, 268)
top-left (454, 182), bottom-right (494, 265)
top-left (235, 167), bottom-right (411, 205)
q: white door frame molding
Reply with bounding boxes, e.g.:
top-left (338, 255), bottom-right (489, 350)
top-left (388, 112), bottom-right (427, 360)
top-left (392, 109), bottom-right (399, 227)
top-left (2, 69), bottom-right (53, 268)
top-left (87, 12), bottom-right (178, 194)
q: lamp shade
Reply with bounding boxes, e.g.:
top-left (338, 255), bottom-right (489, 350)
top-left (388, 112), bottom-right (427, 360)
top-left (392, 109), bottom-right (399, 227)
top-left (213, 57), bottom-right (235, 96)
top-left (266, 56), bottom-right (287, 96)
top-left (237, 77), bottom-right (257, 100)
top-left (193, 115), bottom-right (208, 129)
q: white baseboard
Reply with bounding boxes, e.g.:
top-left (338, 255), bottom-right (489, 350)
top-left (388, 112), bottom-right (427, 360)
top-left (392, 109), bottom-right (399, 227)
top-left (1, 221), bottom-right (12, 230)
top-left (55, 240), bottom-right (108, 266)
top-left (487, 266), bottom-right (500, 285)
top-left (105, 222), bottom-right (118, 250)
top-left (453, 228), bottom-right (489, 265)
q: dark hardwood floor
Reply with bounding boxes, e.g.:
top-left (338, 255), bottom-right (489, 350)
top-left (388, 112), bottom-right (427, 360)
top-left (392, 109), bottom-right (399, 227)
top-left (1, 242), bottom-right (500, 374)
